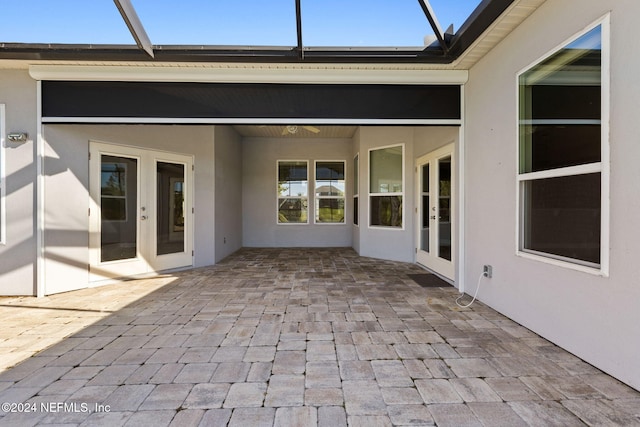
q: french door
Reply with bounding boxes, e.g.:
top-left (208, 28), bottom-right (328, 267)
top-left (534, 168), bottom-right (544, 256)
top-left (416, 144), bottom-right (455, 280)
top-left (89, 142), bottom-right (193, 282)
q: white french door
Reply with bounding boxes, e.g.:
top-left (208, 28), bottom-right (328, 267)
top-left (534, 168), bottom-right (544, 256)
top-left (89, 142), bottom-right (193, 282)
top-left (416, 144), bottom-right (455, 280)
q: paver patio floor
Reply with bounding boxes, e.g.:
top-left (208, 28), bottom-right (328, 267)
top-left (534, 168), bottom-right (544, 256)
top-left (0, 248), bottom-right (639, 426)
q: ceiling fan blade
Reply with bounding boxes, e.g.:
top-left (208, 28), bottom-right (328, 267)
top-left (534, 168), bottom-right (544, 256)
top-left (303, 125), bottom-right (320, 134)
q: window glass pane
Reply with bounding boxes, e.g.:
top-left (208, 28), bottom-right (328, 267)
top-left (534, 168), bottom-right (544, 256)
top-left (421, 163), bottom-right (430, 253)
top-left (278, 161), bottom-right (307, 197)
top-left (530, 85), bottom-right (600, 120)
top-left (278, 198), bottom-right (308, 223)
top-left (438, 157), bottom-right (452, 261)
top-left (370, 146), bottom-right (403, 193)
top-left (353, 197), bottom-right (359, 225)
top-left (523, 173), bottom-right (601, 264)
top-left (519, 25), bottom-right (601, 174)
top-left (525, 125), bottom-right (600, 171)
top-left (316, 162), bottom-right (345, 196)
top-left (316, 198), bottom-right (345, 223)
top-left (353, 155), bottom-right (359, 195)
top-left (370, 196), bottom-right (402, 227)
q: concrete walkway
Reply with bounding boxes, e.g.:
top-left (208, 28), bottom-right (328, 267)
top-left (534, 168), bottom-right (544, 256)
top-left (0, 248), bottom-right (638, 426)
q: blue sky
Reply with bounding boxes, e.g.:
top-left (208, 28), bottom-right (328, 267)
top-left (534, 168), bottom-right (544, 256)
top-left (0, 0), bottom-right (481, 46)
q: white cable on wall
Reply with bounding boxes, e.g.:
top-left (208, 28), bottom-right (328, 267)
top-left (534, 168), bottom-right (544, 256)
top-left (455, 271), bottom-right (485, 308)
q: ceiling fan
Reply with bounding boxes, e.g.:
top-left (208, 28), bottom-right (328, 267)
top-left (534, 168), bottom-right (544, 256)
top-left (256, 124), bottom-right (320, 135)
top-left (281, 125), bottom-right (321, 135)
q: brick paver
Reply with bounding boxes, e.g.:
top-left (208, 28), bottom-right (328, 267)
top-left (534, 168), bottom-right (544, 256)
top-left (0, 248), bottom-right (639, 426)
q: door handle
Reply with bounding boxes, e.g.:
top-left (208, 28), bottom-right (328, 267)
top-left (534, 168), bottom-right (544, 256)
top-left (141, 216), bottom-right (148, 220)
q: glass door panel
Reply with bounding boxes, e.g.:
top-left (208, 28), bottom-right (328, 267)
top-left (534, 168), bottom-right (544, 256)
top-left (420, 163), bottom-right (430, 252)
top-left (157, 162), bottom-right (186, 256)
top-left (100, 155), bottom-right (138, 262)
top-left (438, 156), bottom-right (452, 261)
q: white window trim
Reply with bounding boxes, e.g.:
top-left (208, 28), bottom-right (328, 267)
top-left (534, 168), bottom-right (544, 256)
top-left (368, 143), bottom-right (405, 230)
top-left (0, 104), bottom-right (5, 245)
top-left (515, 15), bottom-right (610, 277)
top-left (313, 160), bottom-right (347, 225)
top-left (277, 160), bottom-right (309, 225)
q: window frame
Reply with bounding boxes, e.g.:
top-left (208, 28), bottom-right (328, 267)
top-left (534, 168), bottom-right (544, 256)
top-left (515, 16), bottom-right (610, 276)
top-left (277, 159), bottom-right (309, 225)
top-left (313, 160), bottom-right (346, 225)
top-left (368, 143), bottom-right (405, 230)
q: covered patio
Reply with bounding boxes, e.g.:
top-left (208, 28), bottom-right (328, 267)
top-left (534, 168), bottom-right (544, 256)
top-left (1, 248), bottom-right (638, 426)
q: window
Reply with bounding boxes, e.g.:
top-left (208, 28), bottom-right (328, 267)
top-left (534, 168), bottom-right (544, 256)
top-left (315, 161), bottom-right (345, 224)
top-left (518, 23), bottom-right (607, 269)
top-left (353, 154), bottom-right (359, 225)
top-left (0, 104), bottom-right (4, 244)
top-left (369, 145), bottom-right (404, 228)
top-left (278, 161), bottom-right (308, 224)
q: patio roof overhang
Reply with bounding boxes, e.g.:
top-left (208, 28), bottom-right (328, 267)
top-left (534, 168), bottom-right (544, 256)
top-left (0, 0), bottom-right (517, 64)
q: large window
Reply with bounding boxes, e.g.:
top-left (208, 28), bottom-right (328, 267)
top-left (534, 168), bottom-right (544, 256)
top-left (518, 23), bottom-right (607, 269)
top-left (315, 161), bottom-right (345, 224)
top-left (369, 145), bottom-right (404, 228)
top-left (278, 161), bottom-right (308, 224)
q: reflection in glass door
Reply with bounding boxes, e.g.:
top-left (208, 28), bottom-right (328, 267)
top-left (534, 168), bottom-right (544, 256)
top-left (100, 156), bottom-right (138, 262)
top-left (416, 144), bottom-right (455, 280)
top-left (90, 142), bottom-right (193, 282)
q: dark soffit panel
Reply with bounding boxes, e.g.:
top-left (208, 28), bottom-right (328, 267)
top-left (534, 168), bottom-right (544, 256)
top-left (42, 81), bottom-right (461, 121)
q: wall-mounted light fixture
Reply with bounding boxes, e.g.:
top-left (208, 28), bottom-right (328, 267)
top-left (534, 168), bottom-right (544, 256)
top-left (7, 132), bottom-right (28, 143)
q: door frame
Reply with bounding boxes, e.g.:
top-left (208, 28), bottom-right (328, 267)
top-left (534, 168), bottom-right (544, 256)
top-left (89, 141), bottom-right (194, 282)
top-left (415, 143), bottom-right (456, 281)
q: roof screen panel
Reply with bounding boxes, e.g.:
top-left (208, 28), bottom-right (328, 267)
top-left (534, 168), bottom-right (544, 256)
top-left (134, 0), bottom-right (298, 46)
top-left (41, 81), bottom-right (461, 121)
top-left (0, 0), bottom-right (482, 48)
top-left (301, 0), bottom-right (431, 47)
top-left (0, 0), bottom-right (133, 44)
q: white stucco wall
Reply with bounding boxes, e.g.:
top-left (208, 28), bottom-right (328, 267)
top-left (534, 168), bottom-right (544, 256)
top-left (354, 127), bottom-right (415, 262)
top-left (0, 70), bottom-right (37, 295)
top-left (242, 137), bottom-right (353, 248)
top-left (465, 0), bottom-right (640, 389)
top-left (43, 124), bottom-right (216, 294)
top-left (214, 126), bottom-right (243, 262)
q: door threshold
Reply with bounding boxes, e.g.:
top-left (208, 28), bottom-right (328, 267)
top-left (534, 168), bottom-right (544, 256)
top-left (89, 265), bottom-right (194, 288)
